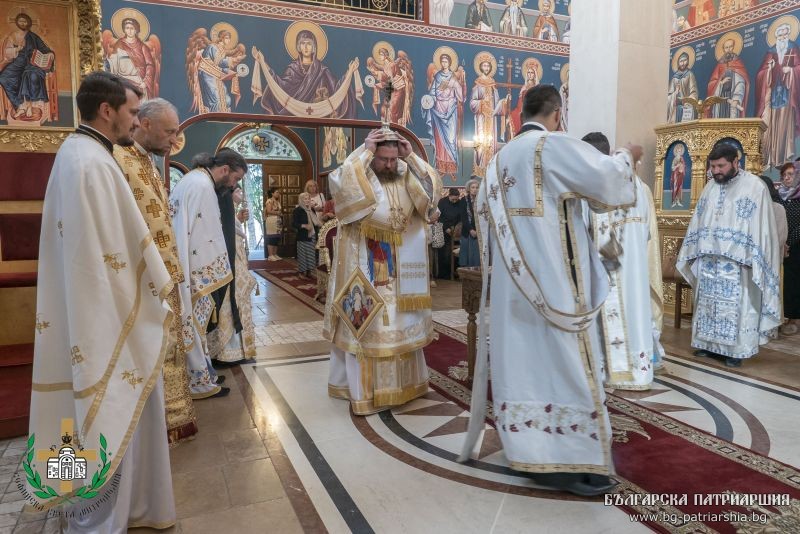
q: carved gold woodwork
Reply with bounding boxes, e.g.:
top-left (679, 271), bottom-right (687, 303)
top-left (653, 118), bottom-right (766, 316)
top-left (0, 0), bottom-right (103, 153)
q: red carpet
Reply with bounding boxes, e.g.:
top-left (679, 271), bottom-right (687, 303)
top-left (422, 334), bottom-right (800, 533)
top-left (258, 263), bottom-right (800, 533)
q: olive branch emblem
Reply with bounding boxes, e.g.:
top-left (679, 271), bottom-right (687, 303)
top-left (23, 434), bottom-right (58, 500)
top-left (23, 433), bottom-right (112, 501)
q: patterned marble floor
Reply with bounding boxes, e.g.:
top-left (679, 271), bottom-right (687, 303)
top-left (2, 275), bottom-right (799, 533)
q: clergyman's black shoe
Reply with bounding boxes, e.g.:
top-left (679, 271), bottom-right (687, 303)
top-left (209, 387), bottom-right (230, 398)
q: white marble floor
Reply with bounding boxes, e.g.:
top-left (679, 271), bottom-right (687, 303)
top-left (242, 357), bottom-right (648, 534)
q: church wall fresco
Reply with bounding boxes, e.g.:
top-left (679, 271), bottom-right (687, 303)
top-left (668, 0), bottom-right (800, 170)
top-left (434, 0), bottom-right (570, 42)
top-left (672, 0), bottom-right (775, 33)
top-left (99, 0), bottom-right (569, 185)
top-left (0, 0), bottom-right (82, 129)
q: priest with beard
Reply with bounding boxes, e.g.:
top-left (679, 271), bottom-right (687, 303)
top-left (324, 128), bottom-right (442, 415)
top-left (677, 143), bottom-right (781, 368)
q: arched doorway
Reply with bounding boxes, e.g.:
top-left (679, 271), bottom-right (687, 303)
top-left (218, 124), bottom-right (314, 265)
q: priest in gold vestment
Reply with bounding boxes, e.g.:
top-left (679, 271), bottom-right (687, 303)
top-left (113, 98), bottom-right (198, 444)
top-left (324, 129), bottom-right (442, 415)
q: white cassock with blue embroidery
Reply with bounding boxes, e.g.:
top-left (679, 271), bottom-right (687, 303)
top-left (677, 171), bottom-right (781, 359)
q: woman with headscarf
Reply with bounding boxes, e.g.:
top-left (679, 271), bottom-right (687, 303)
top-left (778, 162), bottom-right (799, 201)
top-left (778, 162), bottom-right (800, 334)
top-left (459, 178), bottom-right (480, 267)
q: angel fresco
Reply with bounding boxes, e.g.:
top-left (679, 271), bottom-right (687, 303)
top-left (186, 23), bottom-right (246, 114)
top-left (251, 21), bottom-right (363, 119)
top-left (365, 42), bottom-right (414, 127)
top-left (422, 47), bottom-right (466, 180)
top-left (102, 9), bottom-right (160, 99)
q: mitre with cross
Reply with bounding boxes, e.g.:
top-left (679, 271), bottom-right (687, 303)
top-left (379, 80), bottom-right (402, 142)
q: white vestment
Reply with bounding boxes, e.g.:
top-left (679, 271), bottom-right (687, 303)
top-left (591, 177), bottom-right (656, 390)
top-left (461, 124), bottom-right (635, 474)
top-left (28, 132), bottom-right (175, 529)
top-left (169, 169), bottom-right (233, 397)
top-left (323, 146), bottom-right (441, 415)
top-left (677, 171), bottom-right (781, 359)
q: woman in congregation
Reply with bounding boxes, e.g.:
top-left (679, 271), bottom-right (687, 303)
top-left (265, 188), bottom-right (283, 261)
top-left (459, 178), bottom-right (480, 268)
top-left (301, 179), bottom-right (326, 235)
top-left (778, 162), bottom-right (800, 335)
top-left (293, 196), bottom-right (317, 279)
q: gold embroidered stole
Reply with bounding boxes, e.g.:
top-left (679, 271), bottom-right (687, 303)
top-left (114, 145), bottom-right (198, 443)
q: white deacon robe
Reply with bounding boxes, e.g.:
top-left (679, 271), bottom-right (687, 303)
top-left (677, 171), bottom-right (781, 359)
top-left (461, 124), bottom-right (635, 475)
top-left (591, 178), bottom-right (656, 390)
top-left (646, 185), bottom-right (667, 371)
top-left (323, 146), bottom-right (441, 415)
top-left (28, 132), bottom-right (175, 529)
top-left (170, 169), bottom-right (232, 398)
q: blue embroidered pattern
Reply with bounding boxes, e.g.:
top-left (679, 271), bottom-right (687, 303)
top-left (696, 313), bottom-right (739, 344)
top-left (681, 226), bottom-right (780, 320)
top-left (695, 257), bottom-right (741, 345)
top-left (735, 198), bottom-right (757, 220)
top-left (696, 197), bottom-right (708, 216)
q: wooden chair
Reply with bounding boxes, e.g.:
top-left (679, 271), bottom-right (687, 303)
top-left (450, 222), bottom-right (462, 280)
top-left (661, 239), bottom-right (690, 329)
top-left (315, 218), bottom-right (338, 302)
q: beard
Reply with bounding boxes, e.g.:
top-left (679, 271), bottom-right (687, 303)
top-left (374, 168), bottom-right (401, 181)
top-left (712, 167), bottom-right (738, 184)
top-left (113, 122), bottom-right (135, 147)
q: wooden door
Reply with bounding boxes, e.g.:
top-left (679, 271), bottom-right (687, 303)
top-left (264, 162), bottom-right (306, 258)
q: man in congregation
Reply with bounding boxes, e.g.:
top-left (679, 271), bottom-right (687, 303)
top-left (436, 187), bottom-right (463, 279)
top-left (325, 128), bottom-right (442, 415)
top-left (169, 147), bottom-right (248, 398)
top-left (460, 85), bottom-right (643, 496)
top-left (582, 132), bottom-right (665, 390)
top-left (28, 71), bottom-right (175, 530)
top-left (113, 97), bottom-right (198, 444)
top-left (677, 143), bottom-right (781, 367)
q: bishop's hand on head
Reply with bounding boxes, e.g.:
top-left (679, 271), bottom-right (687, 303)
top-left (364, 128), bottom-right (385, 154)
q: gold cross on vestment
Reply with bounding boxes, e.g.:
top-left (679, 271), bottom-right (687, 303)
top-left (145, 199), bottom-right (163, 219)
top-left (572, 315), bottom-right (593, 329)
top-left (136, 165), bottom-right (152, 186)
top-left (154, 230), bottom-right (171, 248)
top-left (70, 346), bottom-right (83, 365)
top-left (121, 369), bottom-right (143, 389)
top-left (35, 314), bottom-right (50, 334)
top-left (35, 418), bottom-right (98, 494)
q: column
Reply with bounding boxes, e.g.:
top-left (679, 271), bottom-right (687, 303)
top-left (568, 0), bottom-right (672, 187)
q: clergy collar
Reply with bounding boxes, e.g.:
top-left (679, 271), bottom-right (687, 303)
top-left (521, 121), bottom-right (547, 131)
top-left (76, 124), bottom-right (113, 154)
